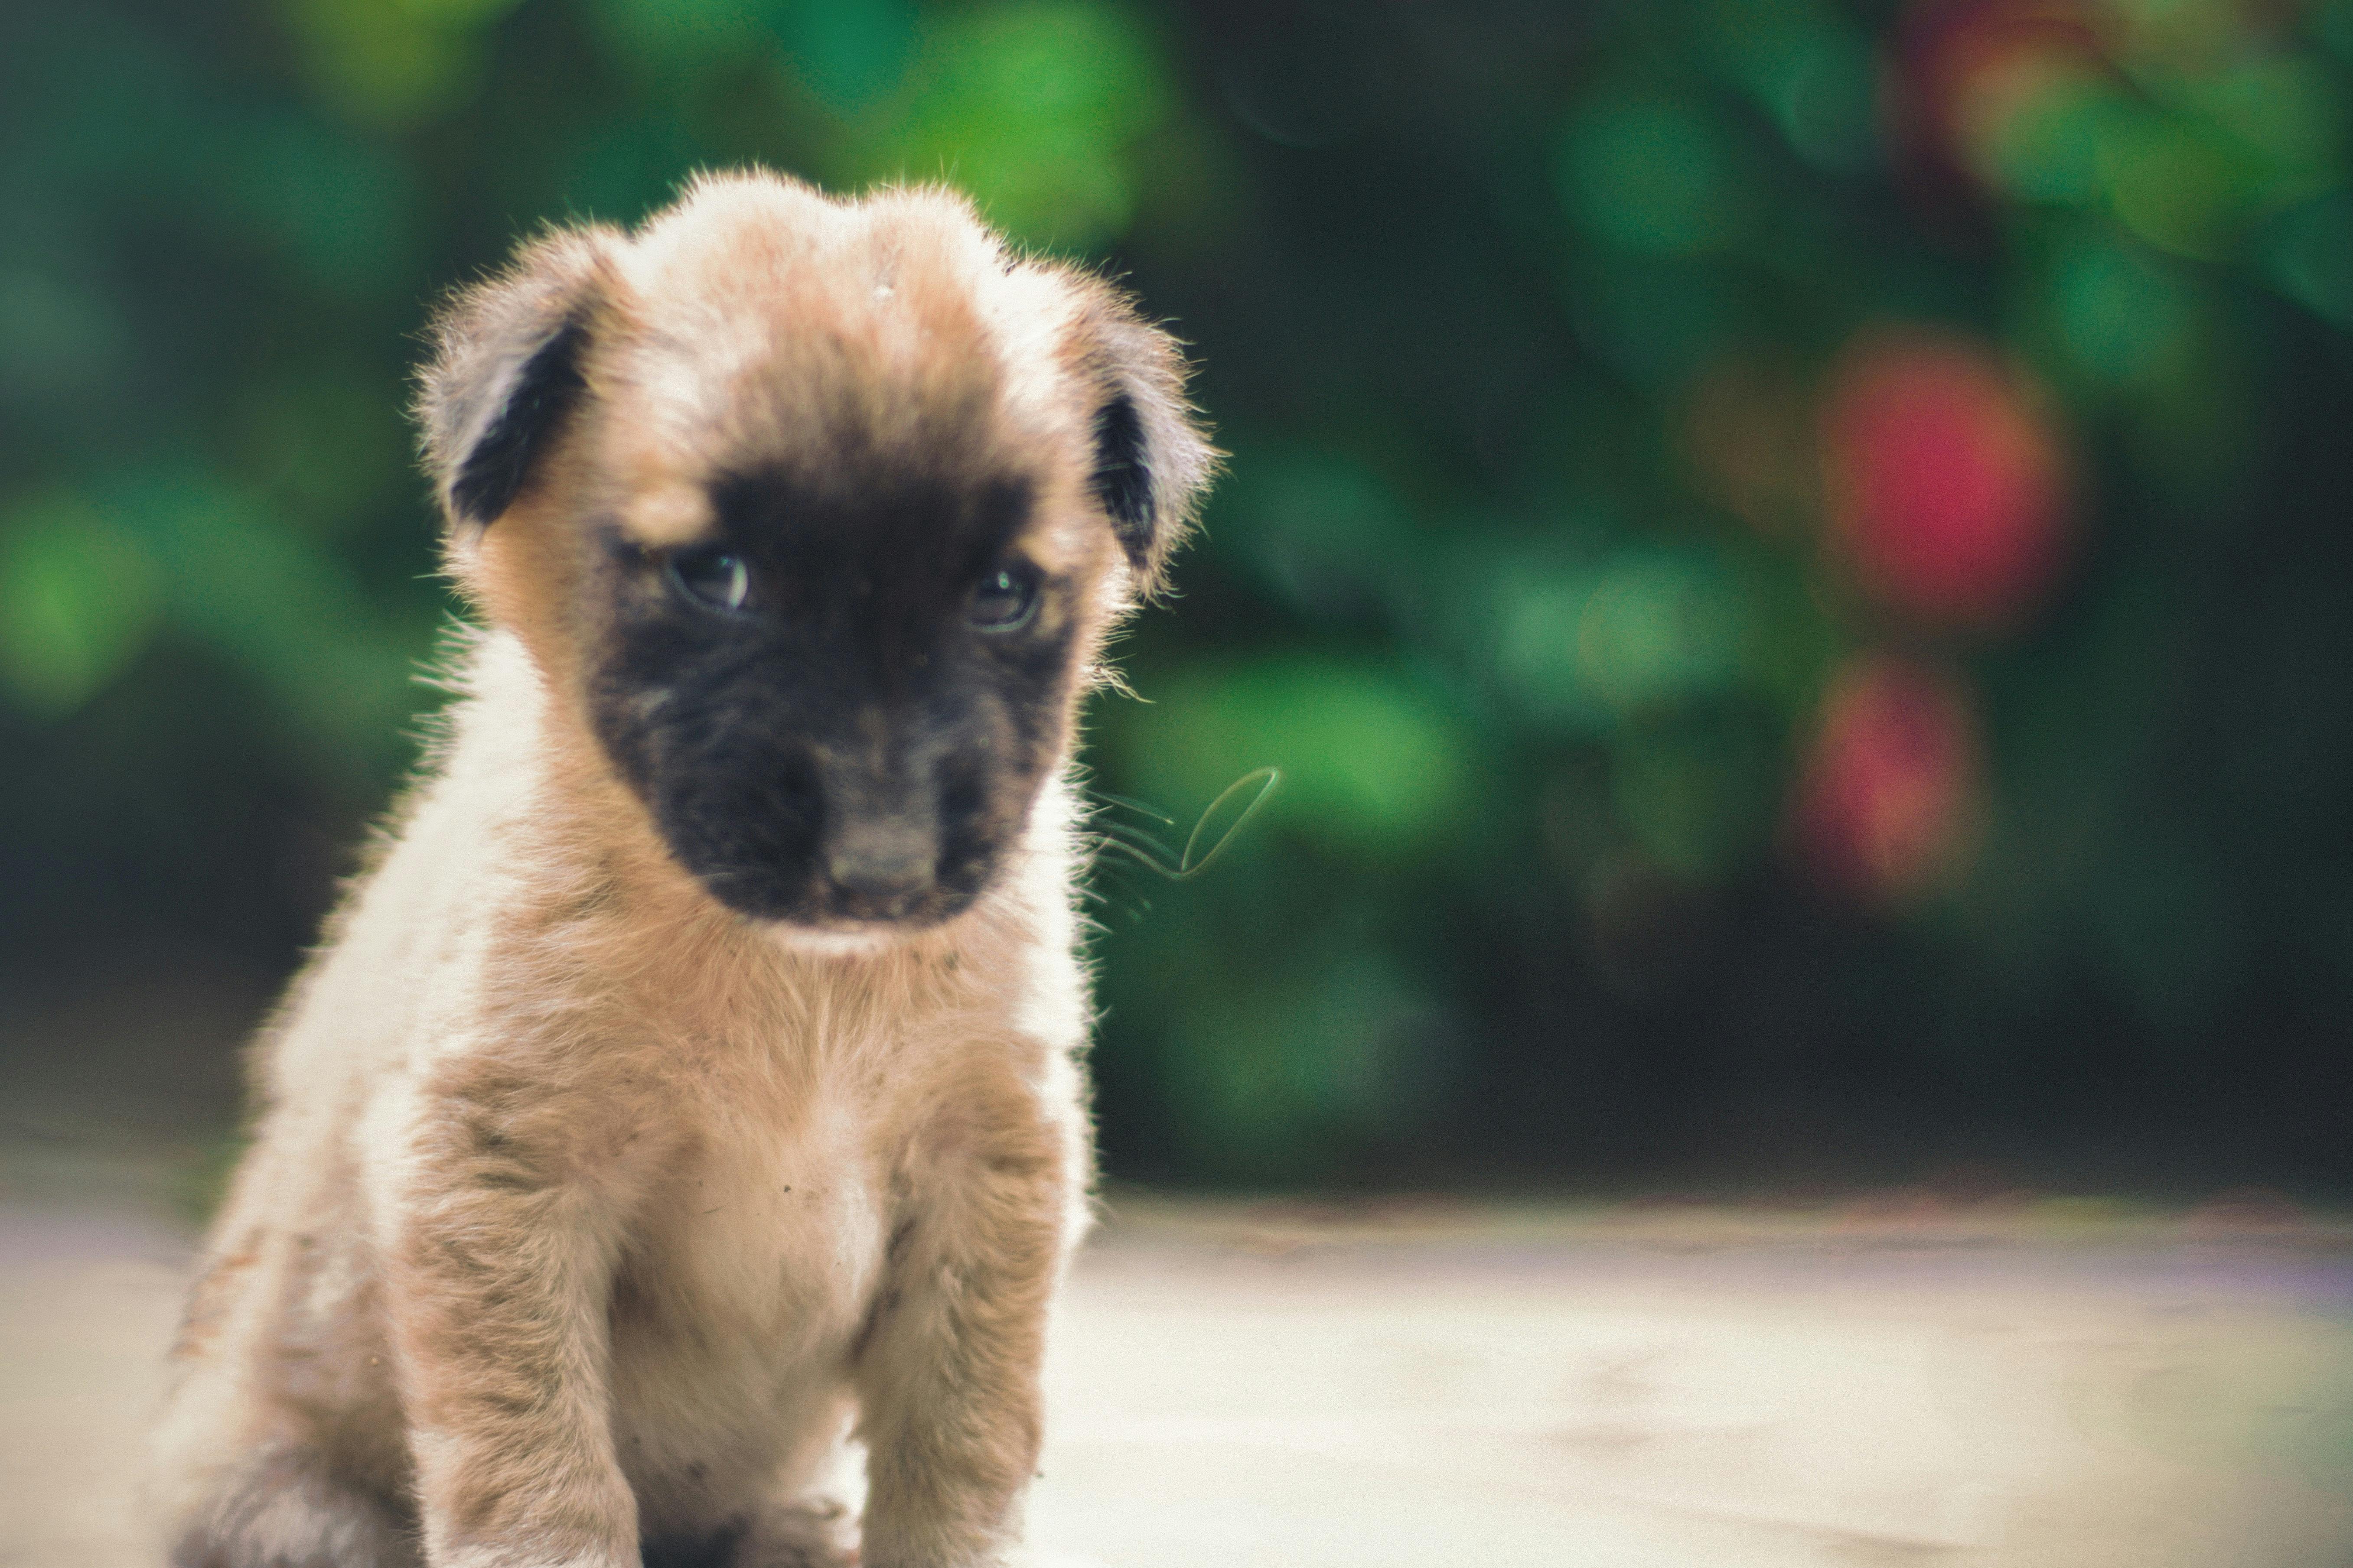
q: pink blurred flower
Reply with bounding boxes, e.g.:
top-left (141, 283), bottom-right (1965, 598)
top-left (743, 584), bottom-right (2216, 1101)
top-left (1792, 654), bottom-right (1981, 902)
top-left (1819, 329), bottom-right (2072, 629)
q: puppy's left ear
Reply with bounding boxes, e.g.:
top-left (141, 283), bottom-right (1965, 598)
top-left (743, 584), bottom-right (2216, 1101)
top-left (417, 224), bottom-right (627, 532)
top-left (1073, 292), bottom-right (1218, 596)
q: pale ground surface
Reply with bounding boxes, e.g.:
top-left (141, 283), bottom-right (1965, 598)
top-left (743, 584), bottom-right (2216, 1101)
top-left (4, 1125), bottom-right (2352, 1568)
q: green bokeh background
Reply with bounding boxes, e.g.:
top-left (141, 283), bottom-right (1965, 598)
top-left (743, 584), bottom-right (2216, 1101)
top-left (3, 0), bottom-right (2350, 1191)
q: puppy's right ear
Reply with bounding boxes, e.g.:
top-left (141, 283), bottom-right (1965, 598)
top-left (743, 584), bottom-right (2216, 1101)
top-left (417, 225), bottom-right (625, 530)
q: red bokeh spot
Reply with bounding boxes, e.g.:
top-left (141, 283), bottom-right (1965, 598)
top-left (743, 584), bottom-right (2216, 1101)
top-left (1820, 329), bottom-right (2071, 629)
top-left (1793, 654), bottom-right (1981, 902)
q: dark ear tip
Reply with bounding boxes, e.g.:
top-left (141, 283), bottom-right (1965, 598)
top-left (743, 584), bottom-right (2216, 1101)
top-left (420, 224), bottom-right (622, 530)
top-left (1090, 392), bottom-right (1156, 573)
top-left (1068, 280), bottom-right (1216, 594)
top-left (446, 314), bottom-right (594, 526)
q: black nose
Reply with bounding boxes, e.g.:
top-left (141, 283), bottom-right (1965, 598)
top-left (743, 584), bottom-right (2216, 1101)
top-left (825, 824), bottom-right (936, 913)
top-left (821, 729), bottom-right (940, 915)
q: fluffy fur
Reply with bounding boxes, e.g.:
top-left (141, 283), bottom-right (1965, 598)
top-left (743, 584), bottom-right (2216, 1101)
top-left (151, 171), bottom-right (1213, 1568)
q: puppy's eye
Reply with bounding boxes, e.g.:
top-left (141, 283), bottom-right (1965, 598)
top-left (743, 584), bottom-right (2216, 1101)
top-left (968, 564), bottom-right (1039, 633)
top-left (668, 547), bottom-right (753, 612)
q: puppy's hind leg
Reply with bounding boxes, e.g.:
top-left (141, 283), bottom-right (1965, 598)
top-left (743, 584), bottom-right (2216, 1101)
top-left (167, 1448), bottom-right (417, 1568)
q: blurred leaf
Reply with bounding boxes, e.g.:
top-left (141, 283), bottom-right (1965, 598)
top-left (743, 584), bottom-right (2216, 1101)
top-left (7, 11), bottom-right (195, 198)
top-left (1558, 88), bottom-right (1752, 257)
top-left (775, 0), bottom-right (917, 114)
top-left (1974, 65), bottom-right (2124, 207)
top-left (2098, 111), bottom-right (2266, 260)
top-left (2044, 225), bottom-right (2200, 387)
top-left (1154, 948), bottom-right (1447, 1178)
top-left (1566, 250), bottom-right (1738, 390)
top-left (2266, 191), bottom-right (2353, 324)
top-left (1611, 706), bottom-right (1779, 878)
top-left (104, 473), bottom-right (424, 769)
top-left (278, 0), bottom-right (524, 127)
top-left (0, 266), bottom-right (127, 409)
top-left (1123, 656), bottom-right (1468, 857)
top-left (590, 0), bottom-right (776, 65)
top-left (1704, 0), bottom-right (1877, 171)
top-left (2324, 0), bottom-right (2353, 63)
top-left (855, 0), bottom-right (1169, 251)
top-left (202, 112), bottom-right (422, 292)
top-left (406, 0), bottom-right (533, 22)
top-left (1226, 451), bottom-right (1415, 621)
top-left (1490, 547), bottom-right (1754, 727)
top-left (234, 371), bottom-right (412, 530)
top-left (2188, 54), bottom-right (2348, 200)
top-left (0, 492), bottom-right (163, 717)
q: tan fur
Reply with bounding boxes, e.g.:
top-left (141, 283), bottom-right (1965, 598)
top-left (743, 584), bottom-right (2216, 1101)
top-left (152, 172), bottom-right (1212, 1568)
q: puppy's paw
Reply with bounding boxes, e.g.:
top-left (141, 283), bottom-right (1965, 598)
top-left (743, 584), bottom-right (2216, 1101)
top-left (730, 1498), bottom-right (857, 1568)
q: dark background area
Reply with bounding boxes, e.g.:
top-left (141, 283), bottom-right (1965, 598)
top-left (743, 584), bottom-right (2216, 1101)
top-left (3, 0), bottom-right (2350, 1195)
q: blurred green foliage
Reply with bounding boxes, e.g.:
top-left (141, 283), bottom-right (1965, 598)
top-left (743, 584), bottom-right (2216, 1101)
top-left (3, 0), bottom-right (2350, 1187)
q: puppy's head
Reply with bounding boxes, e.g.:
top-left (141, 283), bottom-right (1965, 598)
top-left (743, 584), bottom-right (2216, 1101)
top-left (417, 172), bottom-right (1213, 940)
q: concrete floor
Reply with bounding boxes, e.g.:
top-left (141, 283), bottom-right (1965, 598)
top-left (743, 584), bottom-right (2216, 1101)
top-left (5, 1121), bottom-right (2351, 1568)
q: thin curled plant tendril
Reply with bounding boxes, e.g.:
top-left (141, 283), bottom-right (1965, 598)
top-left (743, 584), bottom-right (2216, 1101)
top-left (1093, 792), bottom-right (1176, 827)
top-left (1082, 800), bottom-right (1173, 923)
top-left (1093, 767), bottom-right (1281, 882)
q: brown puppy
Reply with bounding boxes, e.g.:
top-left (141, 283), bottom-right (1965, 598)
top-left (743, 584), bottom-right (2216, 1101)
top-left (150, 170), bottom-right (1213, 1568)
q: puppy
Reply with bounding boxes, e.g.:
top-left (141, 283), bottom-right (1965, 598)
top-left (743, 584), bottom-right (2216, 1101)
top-left (150, 170), bottom-right (1213, 1568)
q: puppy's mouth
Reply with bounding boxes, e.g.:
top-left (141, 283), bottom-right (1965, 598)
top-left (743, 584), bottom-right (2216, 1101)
top-left (738, 834), bottom-right (993, 957)
top-left (767, 921), bottom-right (907, 960)
top-left (687, 845), bottom-right (990, 941)
top-left (763, 882), bottom-right (983, 960)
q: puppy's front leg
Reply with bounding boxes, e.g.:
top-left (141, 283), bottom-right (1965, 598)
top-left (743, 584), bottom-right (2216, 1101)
top-left (378, 1077), bottom-right (650, 1568)
top-left (854, 1081), bottom-right (1079, 1568)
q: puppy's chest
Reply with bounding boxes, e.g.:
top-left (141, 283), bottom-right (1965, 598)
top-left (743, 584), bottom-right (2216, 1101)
top-left (624, 1089), bottom-right (894, 1356)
